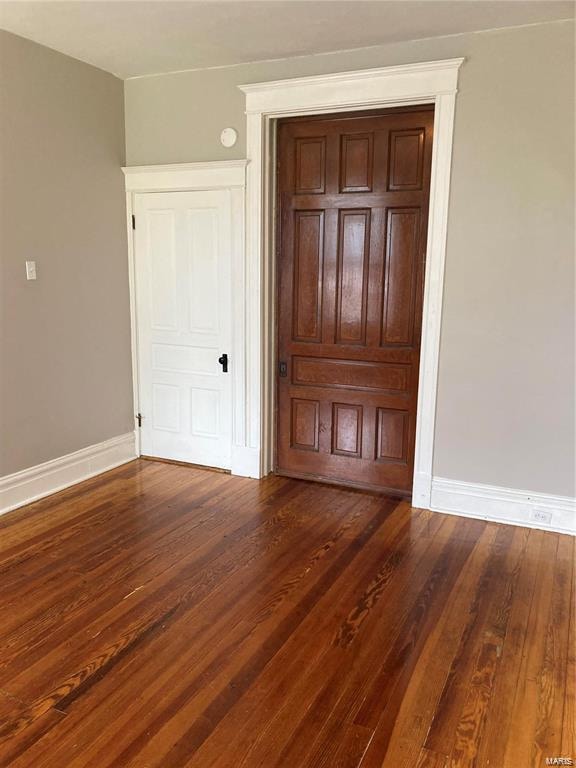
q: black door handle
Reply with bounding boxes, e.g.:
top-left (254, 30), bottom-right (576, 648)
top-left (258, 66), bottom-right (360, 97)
top-left (218, 353), bottom-right (228, 373)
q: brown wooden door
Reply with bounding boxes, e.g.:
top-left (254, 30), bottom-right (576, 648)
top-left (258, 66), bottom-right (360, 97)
top-left (276, 107), bottom-right (434, 495)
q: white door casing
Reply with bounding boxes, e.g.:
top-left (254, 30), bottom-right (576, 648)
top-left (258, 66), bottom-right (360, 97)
top-left (238, 58), bottom-right (464, 504)
top-left (123, 162), bottom-right (250, 475)
top-left (134, 189), bottom-right (233, 468)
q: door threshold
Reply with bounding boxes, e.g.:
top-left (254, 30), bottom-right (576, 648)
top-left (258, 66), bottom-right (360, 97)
top-left (141, 456), bottom-right (231, 474)
top-left (275, 469), bottom-right (411, 500)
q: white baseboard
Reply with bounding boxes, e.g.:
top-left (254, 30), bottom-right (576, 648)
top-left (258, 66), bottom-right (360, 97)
top-left (431, 477), bottom-right (576, 536)
top-left (0, 432), bottom-right (137, 516)
top-left (3, 441), bottom-right (573, 536)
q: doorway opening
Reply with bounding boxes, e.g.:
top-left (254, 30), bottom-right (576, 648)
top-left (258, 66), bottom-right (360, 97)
top-left (239, 59), bottom-right (462, 506)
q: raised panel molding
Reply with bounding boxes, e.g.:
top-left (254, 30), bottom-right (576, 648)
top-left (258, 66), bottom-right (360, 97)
top-left (151, 344), bottom-right (219, 376)
top-left (190, 388), bottom-right (220, 438)
top-left (290, 398), bottom-right (320, 451)
top-left (388, 129), bottom-right (425, 190)
top-left (332, 403), bottom-right (363, 458)
top-left (293, 211), bottom-right (324, 342)
top-left (340, 133), bottom-right (374, 192)
top-left (0, 434), bottom-right (137, 516)
top-left (149, 210), bottom-right (177, 330)
top-left (335, 209), bottom-right (370, 344)
top-left (152, 383), bottom-right (180, 432)
top-left (382, 208), bottom-right (420, 345)
top-left (188, 207), bottom-right (219, 333)
top-left (295, 137), bottom-right (326, 193)
top-left (431, 477), bottom-right (576, 536)
top-left (376, 408), bottom-right (408, 463)
top-left (292, 356), bottom-right (409, 393)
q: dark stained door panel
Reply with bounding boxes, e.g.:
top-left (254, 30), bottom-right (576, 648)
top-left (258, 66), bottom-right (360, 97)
top-left (276, 108), bottom-right (434, 495)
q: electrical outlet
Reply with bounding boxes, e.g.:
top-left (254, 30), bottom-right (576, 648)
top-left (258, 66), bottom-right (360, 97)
top-left (531, 508), bottom-right (552, 525)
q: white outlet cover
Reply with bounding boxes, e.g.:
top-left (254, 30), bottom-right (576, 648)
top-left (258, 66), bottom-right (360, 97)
top-left (220, 127), bottom-right (238, 148)
top-left (531, 508), bottom-right (552, 524)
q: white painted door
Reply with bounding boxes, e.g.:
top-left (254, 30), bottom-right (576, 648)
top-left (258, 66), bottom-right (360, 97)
top-left (134, 190), bottom-right (232, 469)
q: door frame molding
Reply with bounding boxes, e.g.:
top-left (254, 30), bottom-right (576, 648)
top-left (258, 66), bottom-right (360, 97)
top-left (239, 58), bottom-right (464, 506)
top-left (122, 160), bottom-right (252, 474)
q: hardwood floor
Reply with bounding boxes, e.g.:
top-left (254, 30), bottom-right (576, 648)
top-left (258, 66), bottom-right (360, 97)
top-left (0, 459), bottom-right (573, 768)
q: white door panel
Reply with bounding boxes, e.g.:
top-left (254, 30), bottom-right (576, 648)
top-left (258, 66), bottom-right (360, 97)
top-left (135, 190), bottom-right (232, 469)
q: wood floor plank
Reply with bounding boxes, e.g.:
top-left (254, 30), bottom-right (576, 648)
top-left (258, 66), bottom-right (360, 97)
top-left (0, 469), bottom-right (236, 647)
top-left (422, 524), bottom-right (517, 754)
top-left (533, 533), bottom-right (575, 762)
top-left (109, 496), bottom-right (398, 768)
top-left (0, 459), bottom-right (571, 768)
top-left (471, 528), bottom-right (544, 768)
top-left (184, 505), bottom-right (448, 768)
top-left (373, 523), bottom-right (500, 768)
top-left (500, 531), bottom-right (563, 768)
top-left (347, 519), bottom-right (485, 768)
top-left (561, 538), bottom-right (576, 759)
top-left (415, 747), bottom-right (448, 768)
top-left (196, 505), bottom-right (434, 768)
top-left (197, 517), bottom-right (487, 768)
top-left (0, 475), bottom-right (295, 696)
top-left (8, 483), bottom-right (375, 767)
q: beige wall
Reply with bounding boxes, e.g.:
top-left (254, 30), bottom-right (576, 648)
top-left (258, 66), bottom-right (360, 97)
top-left (0, 31), bottom-right (133, 476)
top-left (125, 20), bottom-right (575, 497)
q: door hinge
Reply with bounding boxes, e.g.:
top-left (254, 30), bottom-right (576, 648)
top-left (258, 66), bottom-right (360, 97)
top-left (136, 413), bottom-right (142, 428)
top-left (132, 214), bottom-right (136, 230)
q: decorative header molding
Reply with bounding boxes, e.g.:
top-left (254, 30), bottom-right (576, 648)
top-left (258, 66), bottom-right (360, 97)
top-left (122, 160), bottom-right (248, 191)
top-left (239, 58), bottom-right (464, 115)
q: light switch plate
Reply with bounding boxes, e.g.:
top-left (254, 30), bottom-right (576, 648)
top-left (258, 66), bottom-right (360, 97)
top-left (25, 261), bottom-right (37, 280)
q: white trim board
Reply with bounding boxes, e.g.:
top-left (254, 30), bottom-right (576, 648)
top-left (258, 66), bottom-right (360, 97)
top-left (239, 58), bottom-right (464, 496)
top-left (122, 160), bottom-right (254, 476)
top-left (431, 477), bottom-right (576, 536)
top-left (0, 433), bottom-right (137, 517)
top-left (123, 160), bottom-right (247, 192)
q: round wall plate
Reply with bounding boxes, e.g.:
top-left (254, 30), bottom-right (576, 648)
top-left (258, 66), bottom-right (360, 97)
top-left (220, 127), bottom-right (238, 148)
